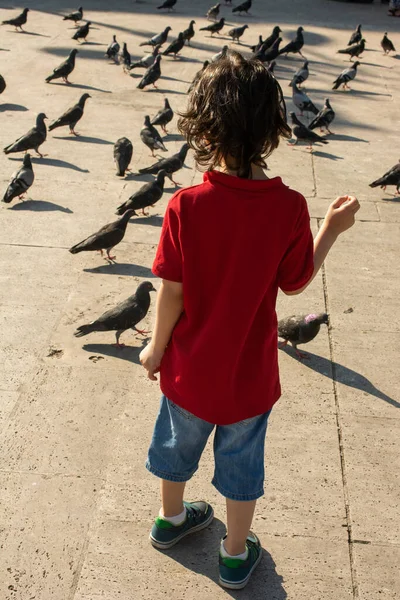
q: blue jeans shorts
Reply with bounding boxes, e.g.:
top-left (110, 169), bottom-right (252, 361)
top-left (146, 395), bottom-right (271, 501)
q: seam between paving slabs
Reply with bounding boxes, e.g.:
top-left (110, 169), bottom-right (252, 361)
top-left (319, 218), bottom-right (359, 600)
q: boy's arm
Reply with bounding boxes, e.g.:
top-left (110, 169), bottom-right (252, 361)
top-left (140, 279), bottom-right (183, 380)
top-left (283, 195), bottom-right (360, 296)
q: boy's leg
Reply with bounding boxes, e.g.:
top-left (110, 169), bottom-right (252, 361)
top-left (161, 479), bottom-right (186, 518)
top-left (224, 498), bottom-right (257, 555)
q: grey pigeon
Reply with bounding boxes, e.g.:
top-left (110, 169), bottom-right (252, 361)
top-left (72, 21), bottom-right (91, 42)
top-left (114, 137), bottom-right (133, 177)
top-left (74, 281), bottom-right (156, 347)
top-left (137, 55), bottom-right (162, 90)
top-left (232, 0), bottom-right (252, 14)
top-left (106, 35), bottom-right (120, 62)
top-left (332, 61), bottom-right (360, 90)
top-left (289, 60), bottom-right (309, 87)
top-left (211, 45), bottom-right (229, 62)
top-left (289, 112), bottom-right (328, 148)
top-left (4, 113), bottom-right (48, 157)
top-left (140, 115), bottom-right (167, 157)
top-left (69, 210), bottom-right (135, 262)
top-left (116, 170), bottom-right (167, 216)
top-left (370, 160), bottom-right (400, 195)
top-left (2, 154), bottom-right (34, 204)
top-left (130, 45), bottom-right (161, 70)
top-left (279, 26), bottom-right (305, 58)
top-left (348, 24), bottom-right (362, 46)
top-left (139, 26), bottom-right (172, 47)
top-left (119, 42), bottom-right (131, 71)
top-left (162, 32), bottom-right (185, 58)
top-left (278, 313), bottom-right (329, 359)
top-left (188, 60), bottom-right (209, 91)
top-left (1, 8), bottom-right (29, 31)
top-left (45, 49), bottom-right (78, 84)
top-left (48, 93), bottom-right (90, 136)
top-left (254, 37), bottom-right (282, 62)
top-left (138, 143), bottom-right (189, 185)
top-left (228, 24), bottom-right (248, 43)
top-left (151, 98), bottom-right (173, 133)
top-left (63, 6), bottom-right (83, 24)
top-left (200, 18), bottom-right (225, 36)
top-left (309, 98), bottom-right (335, 134)
top-left (292, 83), bottom-right (319, 116)
top-left (381, 32), bottom-right (396, 55)
top-left (207, 3), bottom-right (220, 20)
top-left (157, 0), bottom-right (177, 10)
top-left (182, 20), bottom-right (196, 45)
top-left (338, 38), bottom-right (365, 60)
top-left (0, 74), bottom-right (6, 95)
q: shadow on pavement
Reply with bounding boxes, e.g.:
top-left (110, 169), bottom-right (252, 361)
top-left (82, 336), bottom-right (150, 363)
top-left (312, 150), bottom-right (344, 161)
top-left (133, 215), bottom-right (163, 226)
top-left (53, 135), bottom-right (114, 145)
top-left (8, 200), bottom-right (73, 213)
top-left (0, 103), bottom-right (29, 112)
top-left (83, 262), bottom-right (156, 277)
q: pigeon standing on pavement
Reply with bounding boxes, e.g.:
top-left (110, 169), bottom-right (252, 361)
top-left (45, 49), bottom-right (78, 84)
top-left (260, 25), bottom-right (282, 50)
top-left (188, 60), bottom-right (209, 91)
top-left (137, 55), bottom-right (162, 90)
top-left (370, 161), bottom-right (400, 194)
top-left (106, 35), bottom-right (120, 62)
top-left (1, 8), bottom-right (29, 31)
top-left (338, 38), bottom-right (365, 60)
top-left (4, 113), bottom-right (48, 157)
top-left (308, 99), bottom-right (335, 134)
top-left (138, 143), bottom-right (189, 185)
top-left (279, 26), bottom-right (305, 58)
top-left (381, 32), bottom-right (396, 55)
top-left (162, 32), bottom-right (185, 58)
top-left (182, 20), bottom-right (196, 45)
top-left (254, 37), bottom-right (282, 62)
top-left (69, 210), bottom-right (136, 262)
top-left (139, 27), bottom-right (172, 47)
top-left (0, 74), bottom-right (6, 95)
top-left (348, 24), bottom-right (362, 46)
top-left (278, 313), bottom-right (329, 359)
top-left (130, 45), bottom-right (161, 70)
top-left (288, 112), bottom-right (328, 148)
top-left (267, 60), bottom-right (276, 73)
top-left (119, 42), bottom-right (131, 71)
top-left (116, 171), bottom-right (167, 216)
top-left (140, 116), bottom-right (167, 157)
top-left (332, 61), bottom-right (360, 90)
top-left (157, 0), bottom-right (177, 10)
top-left (289, 60), bottom-right (309, 87)
top-left (63, 7), bottom-right (83, 25)
top-left (74, 281), bottom-right (157, 347)
top-left (211, 46), bottom-right (229, 62)
top-left (228, 24), bottom-right (249, 43)
top-left (251, 35), bottom-right (264, 53)
top-left (72, 21), bottom-right (91, 42)
top-left (2, 154), bottom-right (34, 204)
top-left (200, 18), bottom-right (225, 36)
top-left (207, 3), bottom-right (221, 20)
top-left (292, 84), bottom-right (319, 116)
top-left (114, 137), bottom-right (133, 177)
top-left (48, 93), bottom-right (91, 136)
top-left (151, 98), bottom-right (173, 133)
top-left (232, 0), bottom-right (252, 15)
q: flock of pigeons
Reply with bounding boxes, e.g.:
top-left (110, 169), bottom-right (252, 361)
top-left (1, 1), bottom-right (399, 353)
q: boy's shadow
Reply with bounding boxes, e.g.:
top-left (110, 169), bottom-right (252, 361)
top-left (160, 517), bottom-right (287, 598)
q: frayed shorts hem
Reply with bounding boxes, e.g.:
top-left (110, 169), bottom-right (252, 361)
top-left (212, 478), bottom-right (265, 501)
top-left (145, 460), bottom-right (196, 483)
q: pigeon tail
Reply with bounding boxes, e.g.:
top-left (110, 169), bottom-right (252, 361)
top-left (74, 323), bottom-right (96, 337)
top-left (69, 243), bottom-right (86, 254)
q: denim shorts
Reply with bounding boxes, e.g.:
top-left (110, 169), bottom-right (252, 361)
top-left (146, 395), bottom-right (271, 501)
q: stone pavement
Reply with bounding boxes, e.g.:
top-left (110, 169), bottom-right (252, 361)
top-left (0, 0), bottom-right (399, 598)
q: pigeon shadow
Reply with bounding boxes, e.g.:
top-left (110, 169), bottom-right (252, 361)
top-left (0, 103), bottom-right (28, 112)
top-left (8, 200), bottom-right (73, 213)
top-left (53, 135), bottom-right (114, 145)
top-left (82, 337), bottom-right (150, 364)
top-left (83, 263), bottom-right (156, 277)
top-left (146, 87), bottom-right (186, 95)
top-left (66, 82), bottom-right (112, 94)
top-left (381, 194), bottom-right (400, 202)
top-left (164, 133), bottom-right (184, 141)
top-left (280, 347), bottom-right (400, 410)
top-left (79, 41), bottom-right (105, 46)
top-left (31, 157), bottom-right (90, 173)
top-left (329, 133), bottom-right (369, 143)
top-left (347, 89), bottom-right (392, 98)
top-left (133, 215), bottom-right (163, 227)
top-left (9, 30), bottom-right (50, 37)
top-left (128, 173), bottom-right (158, 182)
top-left (312, 151), bottom-right (344, 161)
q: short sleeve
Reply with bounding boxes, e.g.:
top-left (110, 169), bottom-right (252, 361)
top-left (278, 197), bottom-right (314, 292)
top-left (152, 195), bottom-right (183, 282)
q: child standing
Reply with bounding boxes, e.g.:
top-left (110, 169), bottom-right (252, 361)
top-left (140, 51), bottom-right (359, 590)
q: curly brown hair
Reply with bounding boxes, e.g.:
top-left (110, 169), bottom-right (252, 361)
top-left (178, 51), bottom-right (291, 179)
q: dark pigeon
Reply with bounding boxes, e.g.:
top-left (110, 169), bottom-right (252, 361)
top-left (278, 313), bottom-right (329, 359)
top-left (48, 93), bottom-right (90, 136)
top-left (188, 60), bottom-right (209, 92)
top-left (289, 60), bottom-right (309, 87)
top-left (232, 0), bottom-right (252, 15)
top-left (348, 24), bottom-right (362, 47)
top-left (2, 153), bottom-right (34, 204)
top-left (332, 61), bottom-right (360, 90)
top-left (200, 18), bottom-right (225, 36)
top-left (137, 55), bottom-right (162, 90)
top-left (72, 21), bottom-right (91, 42)
top-left (4, 113), bottom-right (47, 157)
top-left (138, 143), bottom-right (189, 185)
top-left (309, 98), bottom-right (335, 134)
top-left (63, 6), bottom-right (83, 24)
top-left (69, 210), bottom-right (135, 262)
top-left (278, 26), bottom-right (305, 58)
top-left (260, 26), bottom-right (282, 51)
top-left (116, 170), bottom-right (167, 216)
top-left (338, 38), bottom-right (365, 60)
top-left (381, 32), bottom-right (396, 55)
top-left (74, 281), bottom-right (156, 347)
top-left (289, 112), bottom-right (328, 148)
top-left (157, 0), bottom-right (177, 10)
top-left (228, 24), bottom-right (248, 43)
top-left (45, 49), bottom-right (78, 84)
top-left (114, 137), bottom-right (133, 177)
top-left (151, 98), bottom-right (173, 133)
top-left (119, 42), bottom-right (131, 71)
top-left (254, 37), bottom-right (282, 62)
top-left (140, 115), bottom-right (167, 157)
top-left (267, 60), bottom-right (276, 73)
top-left (370, 160), bottom-right (400, 195)
top-left (162, 32), bottom-right (185, 58)
top-left (182, 20), bottom-right (196, 45)
top-left (139, 26), bottom-right (172, 48)
top-left (1, 8), bottom-right (29, 31)
top-left (0, 74), bottom-right (6, 95)
top-left (207, 3), bottom-right (221, 20)
top-left (251, 35), bottom-right (264, 54)
top-left (292, 83), bottom-right (319, 116)
top-left (130, 45), bottom-right (161, 70)
top-left (106, 35), bottom-right (120, 62)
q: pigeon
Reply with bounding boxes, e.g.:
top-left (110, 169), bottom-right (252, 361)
top-left (381, 32), bottom-right (396, 55)
top-left (232, 0), bottom-right (252, 15)
top-left (63, 6), bottom-right (83, 24)
top-left (278, 313), bottom-right (329, 359)
top-left (69, 210), bottom-right (135, 262)
top-left (106, 35), bottom-right (120, 62)
top-left (1, 8), bottom-right (29, 31)
top-left (74, 281), bottom-right (156, 347)
top-left (2, 154), bottom-right (34, 204)
top-left (288, 112), bottom-right (328, 148)
top-left (188, 60), bottom-right (209, 91)
top-left (48, 93), bottom-right (90, 136)
top-left (260, 25), bottom-right (282, 51)
top-left (116, 171), bottom-right (167, 216)
top-left (200, 18), bottom-right (225, 36)
top-left (292, 84), bottom-right (319, 116)
top-left (45, 49), bottom-right (78, 84)
top-left (151, 98), bottom-right (173, 133)
top-left (4, 113), bottom-right (48, 157)
top-left (254, 37), bottom-right (282, 62)
top-left (130, 45), bottom-right (161, 70)
top-left (140, 116), bottom-right (167, 157)
top-left (157, 0), bottom-right (177, 10)
top-left (0, 74), bottom-right (6, 95)
top-left (332, 61), bottom-right (360, 90)
top-left (72, 21), bottom-right (91, 42)
top-left (338, 38), bottom-right (365, 60)
top-left (182, 20), bottom-right (196, 45)
top-left (308, 99), bottom-right (335, 134)
top-left (251, 35), bottom-right (264, 54)
top-left (207, 3), bottom-right (220, 20)
top-left (139, 26), bottom-right (172, 47)
top-left (289, 60), bottom-right (309, 87)
top-left (228, 24), bottom-right (249, 43)
top-left (138, 143), bottom-right (189, 185)
top-left (370, 161), bottom-right (400, 195)
top-left (267, 60), bottom-right (276, 74)
top-left (119, 42), bottom-right (131, 71)
top-left (279, 26), bottom-right (305, 58)
top-left (211, 46), bottom-right (229, 62)
top-left (137, 55), bottom-right (162, 90)
top-left (162, 32), bottom-right (185, 58)
top-left (114, 137), bottom-right (133, 177)
top-left (348, 24), bottom-right (362, 47)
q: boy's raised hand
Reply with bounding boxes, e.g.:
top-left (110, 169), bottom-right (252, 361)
top-left (324, 195), bottom-right (360, 237)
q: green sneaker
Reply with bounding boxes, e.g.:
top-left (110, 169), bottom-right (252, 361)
top-left (219, 532), bottom-right (263, 590)
top-left (149, 501), bottom-right (214, 550)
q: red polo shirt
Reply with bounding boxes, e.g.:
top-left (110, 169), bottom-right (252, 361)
top-left (152, 171), bottom-right (314, 425)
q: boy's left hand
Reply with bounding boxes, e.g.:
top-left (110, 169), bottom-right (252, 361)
top-left (139, 343), bottom-right (164, 381)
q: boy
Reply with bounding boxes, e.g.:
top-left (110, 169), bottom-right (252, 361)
top-left (140, 51), bottom-right (359, 590)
